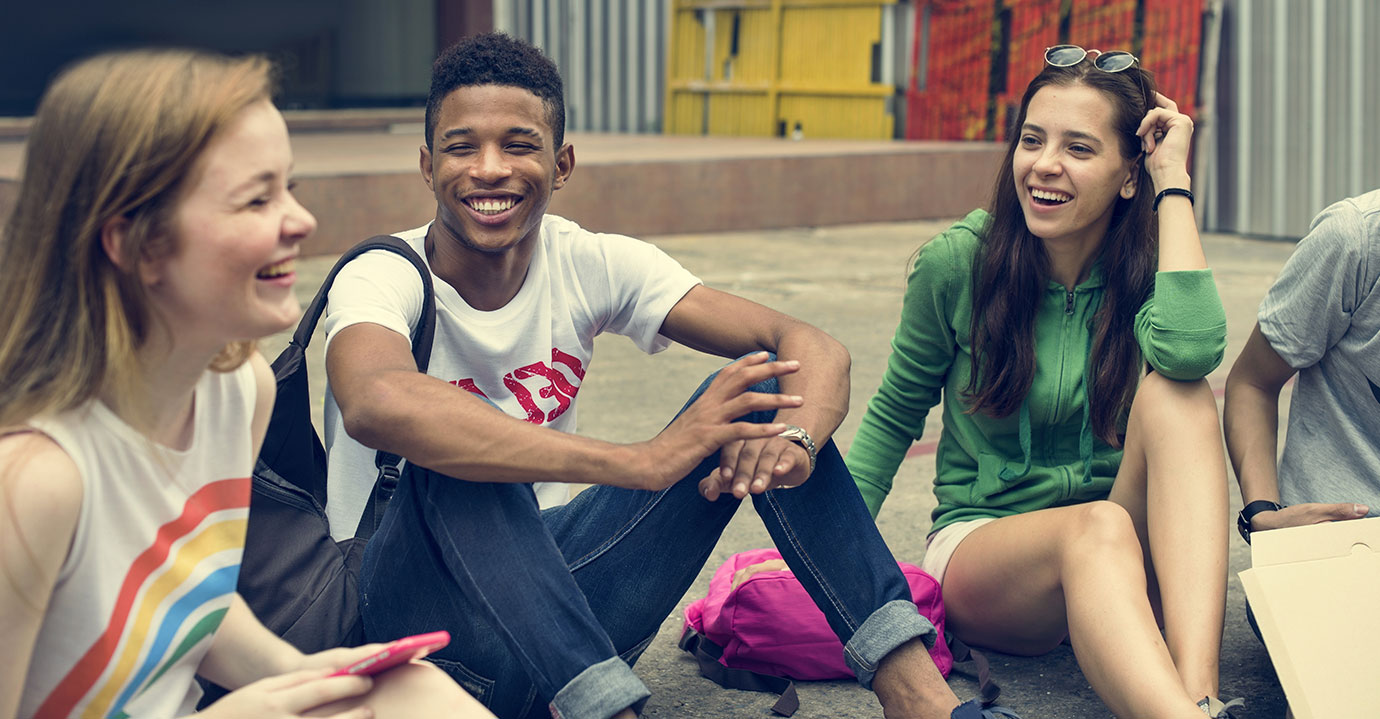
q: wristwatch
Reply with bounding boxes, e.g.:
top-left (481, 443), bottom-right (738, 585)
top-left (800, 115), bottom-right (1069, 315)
top-left (1237, 500), bottom-right (1284, 544)
top-left (777, 424), bottom-right (818, 476)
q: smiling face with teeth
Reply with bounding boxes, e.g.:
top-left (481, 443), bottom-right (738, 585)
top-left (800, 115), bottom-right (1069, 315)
top-left (144, 99), bottom-right (315, 350)
top-left (1012, 83), bottom-right (1139, 252)
top-left (422, 83), bottom-right (574, 264)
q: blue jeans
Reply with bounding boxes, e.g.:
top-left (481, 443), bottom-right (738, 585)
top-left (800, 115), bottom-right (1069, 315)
top-left (359, 372), bottom-right (936, 719)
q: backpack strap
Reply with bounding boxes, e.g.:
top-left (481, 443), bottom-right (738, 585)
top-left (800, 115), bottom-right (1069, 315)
top-left (946, 633), bottom-right (1002, 706)
top-left (282, 234), bottom-right (437, 543)
top-left (676, 625), bottom-right (1000, 716)
top-left (678, 627), bottom-right (800, 717)
top-left (290, 235), bottom-right (436, 363)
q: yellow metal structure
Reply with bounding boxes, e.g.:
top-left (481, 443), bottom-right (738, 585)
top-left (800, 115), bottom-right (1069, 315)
top-left (666, 0), bottom-right (897, 139)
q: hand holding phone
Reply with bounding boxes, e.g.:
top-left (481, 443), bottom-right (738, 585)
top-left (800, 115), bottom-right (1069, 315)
top-left (329, 630), bottom-right (451, 677)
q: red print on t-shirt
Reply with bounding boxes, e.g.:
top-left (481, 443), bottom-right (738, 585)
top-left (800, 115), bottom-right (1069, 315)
top-left (450, 349), bottom-right (586, 425)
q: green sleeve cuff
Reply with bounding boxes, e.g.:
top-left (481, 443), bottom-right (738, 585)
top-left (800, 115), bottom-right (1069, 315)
top-left (854, 475), bottom-right (889, 519)
top-left (1138, 269), bottom-right (1227, 379)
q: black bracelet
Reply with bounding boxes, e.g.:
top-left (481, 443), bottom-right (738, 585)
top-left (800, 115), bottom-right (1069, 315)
top-left (1153, 187), bottom-right (1194, 212)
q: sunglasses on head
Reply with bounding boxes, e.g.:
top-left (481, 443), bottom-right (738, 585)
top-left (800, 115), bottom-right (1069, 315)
top-left (1044, 45), bottom-right (1139, 73)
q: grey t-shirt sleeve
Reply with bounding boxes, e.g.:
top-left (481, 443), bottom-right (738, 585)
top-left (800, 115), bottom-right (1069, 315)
top-left (1259, 194), bottom-right (1380, 510)
top-left (1258, 199), bottom-right (1367, 369)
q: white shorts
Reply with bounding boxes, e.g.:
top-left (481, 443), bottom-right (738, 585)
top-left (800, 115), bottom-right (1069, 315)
top-left (920, 517), bottom-right (997, 585)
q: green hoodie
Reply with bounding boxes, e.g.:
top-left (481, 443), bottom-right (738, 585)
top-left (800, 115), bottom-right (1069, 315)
top-left (846, 209), bottom-right (1227, 534)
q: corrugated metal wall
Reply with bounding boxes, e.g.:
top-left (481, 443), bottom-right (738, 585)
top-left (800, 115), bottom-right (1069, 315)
top-left (1206, 0), bottom-right (1380, 238)
top-left (494, 0), bottom-right (671, 133)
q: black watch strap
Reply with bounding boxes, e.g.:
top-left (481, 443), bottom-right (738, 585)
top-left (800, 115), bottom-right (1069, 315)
top-left (1237, 500), bottom-right (1284, 544)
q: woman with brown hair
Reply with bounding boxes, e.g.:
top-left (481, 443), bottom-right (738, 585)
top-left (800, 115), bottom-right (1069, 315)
top-left (0, 49), bottom-right (488, 718)
top-left (847, 47), bottom-right (1239, 718)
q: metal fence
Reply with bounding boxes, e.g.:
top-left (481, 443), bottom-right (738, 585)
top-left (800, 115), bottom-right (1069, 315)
top-left (906, 0), bottom-right (1204, 141)
top-left (1204, 0), bottom-right (1380, 238)
top-left (494, 0), bottom-right (671, 133)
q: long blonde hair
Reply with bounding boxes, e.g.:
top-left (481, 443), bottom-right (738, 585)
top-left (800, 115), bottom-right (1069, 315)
top-left (0, 49), bottom-right (273, 428)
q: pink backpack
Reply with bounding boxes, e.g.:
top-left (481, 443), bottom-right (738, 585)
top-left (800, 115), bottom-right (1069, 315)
top-left (680, 549), bottom-right (977, 716)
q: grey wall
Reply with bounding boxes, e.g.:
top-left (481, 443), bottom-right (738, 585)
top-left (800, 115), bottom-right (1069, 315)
top-left (1205, 0), bottom-right (1380, 238)
top-left (335, 0), bottom-right (434, 101)
top-left (0, 0), bottom-right (436, 115)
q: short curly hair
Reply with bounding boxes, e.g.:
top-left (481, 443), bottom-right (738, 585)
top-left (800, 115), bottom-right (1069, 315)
top-left (425, 32), bottom-right (566, 150)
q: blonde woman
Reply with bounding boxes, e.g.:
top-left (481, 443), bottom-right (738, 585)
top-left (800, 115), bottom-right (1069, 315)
top-left (0, 50), bottom-right (490, 719)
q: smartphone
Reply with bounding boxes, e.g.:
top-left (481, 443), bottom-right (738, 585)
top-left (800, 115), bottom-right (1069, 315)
top-left (329, 630), bottom-right (451, 677)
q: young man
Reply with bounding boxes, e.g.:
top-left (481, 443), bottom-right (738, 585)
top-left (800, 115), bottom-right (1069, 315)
top-left (321, 33), bottom-right (1001, 719)
top-left (1224, 189), bottom-right (1379, 542)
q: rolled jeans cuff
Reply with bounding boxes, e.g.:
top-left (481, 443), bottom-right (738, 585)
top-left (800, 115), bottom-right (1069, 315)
top-left (842, 599), bottom-right (939, 689)
top-left (549, 656), bottom-right (651, 719)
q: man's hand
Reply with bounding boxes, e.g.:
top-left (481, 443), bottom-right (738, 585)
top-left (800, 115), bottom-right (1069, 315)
top-left (1253, 502), bottom-right (1370, 531)
top-left (699, 437), bottom-right (810, 501)
top-left (636, 352), bottom-right (803, 492)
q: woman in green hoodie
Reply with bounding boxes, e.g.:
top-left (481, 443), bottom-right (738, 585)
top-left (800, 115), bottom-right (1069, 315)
top-left (847, 49), bottom-right (1236, 718)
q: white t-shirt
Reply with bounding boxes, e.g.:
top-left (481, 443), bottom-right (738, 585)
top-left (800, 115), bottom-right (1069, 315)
top-left (322, 214), bottom-right (701, 540)
top-left (21, 364), bottom-right (257, 719)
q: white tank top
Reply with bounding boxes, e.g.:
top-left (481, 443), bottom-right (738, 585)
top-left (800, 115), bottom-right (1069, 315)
top-left (20, 363), bottom-right (257, 719)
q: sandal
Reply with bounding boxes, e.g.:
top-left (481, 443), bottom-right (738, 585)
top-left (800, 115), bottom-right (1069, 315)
top-left (1197, 696), bottom-right (1245, 719)
top-left (951, 698), bottom-right (1023, 719)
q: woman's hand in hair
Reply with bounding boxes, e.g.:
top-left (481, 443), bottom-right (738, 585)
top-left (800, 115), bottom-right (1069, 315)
top-left (1136, 92), bottom-right (1194, 193)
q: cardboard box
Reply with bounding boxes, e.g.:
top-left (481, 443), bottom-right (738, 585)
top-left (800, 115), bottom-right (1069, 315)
top-left (1238, 516), bottom-right (1380, 719)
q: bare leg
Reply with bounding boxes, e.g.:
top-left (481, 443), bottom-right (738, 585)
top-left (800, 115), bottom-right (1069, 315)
top-left (872, 636), bottom-right (963, 719)
top-left (942, 502), bottom-right (1206, 719)
top-left (1107, 373), bottom-right (1228, 699)
top-left (306, 661), bottom-right (494, 718)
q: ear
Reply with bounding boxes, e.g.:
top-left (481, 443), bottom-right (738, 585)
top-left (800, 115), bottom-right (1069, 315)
top-left (552, 143), bottom-right (575, 191)
top-left (1119, 158), bottom-right (1140, 200)
top-left (419, 144), bottom-right (435, 192)
top-left (101, 216), bottom-right (163, 286)
top-left (100, 216), bottom-right (131, 268)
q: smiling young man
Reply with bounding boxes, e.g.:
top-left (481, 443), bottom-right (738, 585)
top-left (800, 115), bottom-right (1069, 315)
top-left (319, 33), bottom-right (992, 719)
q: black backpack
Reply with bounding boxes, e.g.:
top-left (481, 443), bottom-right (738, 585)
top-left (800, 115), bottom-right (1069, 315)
top-left (238, 234), bottom-right (435, 651)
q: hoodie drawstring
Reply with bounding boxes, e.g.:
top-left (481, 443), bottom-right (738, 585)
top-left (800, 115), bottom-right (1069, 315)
top-left (1000, 300), bottom-right (1098, 486)
top-left (998, 402), bottom-right (1033, 482)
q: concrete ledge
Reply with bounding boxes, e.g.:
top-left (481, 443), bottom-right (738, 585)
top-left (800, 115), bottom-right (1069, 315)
top-left (1, 130), bottom-right (1004, 255)
top-left (552, 146), bottom-right (1003, 238)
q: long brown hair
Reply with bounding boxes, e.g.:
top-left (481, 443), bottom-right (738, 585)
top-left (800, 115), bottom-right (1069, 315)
top-left (0, 49), bottom-right (272, 429)
top-left (964, 59), bottom-right (1158, 445)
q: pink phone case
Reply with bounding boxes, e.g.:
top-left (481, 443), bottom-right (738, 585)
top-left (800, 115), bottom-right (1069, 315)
top-left (329, 630), bottom-right (451, 677)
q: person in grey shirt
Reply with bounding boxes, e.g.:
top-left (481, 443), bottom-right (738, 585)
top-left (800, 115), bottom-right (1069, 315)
top-left (1224, 189), bottom-right (1380, 544)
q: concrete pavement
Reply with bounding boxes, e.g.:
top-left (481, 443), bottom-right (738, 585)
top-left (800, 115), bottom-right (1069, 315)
top-left (262, 219), bottom-right (1297, 718)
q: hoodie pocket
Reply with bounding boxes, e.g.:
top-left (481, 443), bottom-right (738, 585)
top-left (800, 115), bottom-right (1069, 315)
top-left (971, 451), bottom-right (1030, 506)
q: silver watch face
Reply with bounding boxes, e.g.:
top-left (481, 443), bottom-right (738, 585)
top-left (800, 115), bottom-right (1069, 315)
top-left (777, 426), bottom-right (817, 471)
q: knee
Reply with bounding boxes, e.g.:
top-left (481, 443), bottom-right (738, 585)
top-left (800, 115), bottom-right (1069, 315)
top-left (1062, 501), bottom-right (1141, 564)
top-left (1131, 372), bottom-right (1219, 428)
top-left (367, 662), bottom-right (490, 718)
